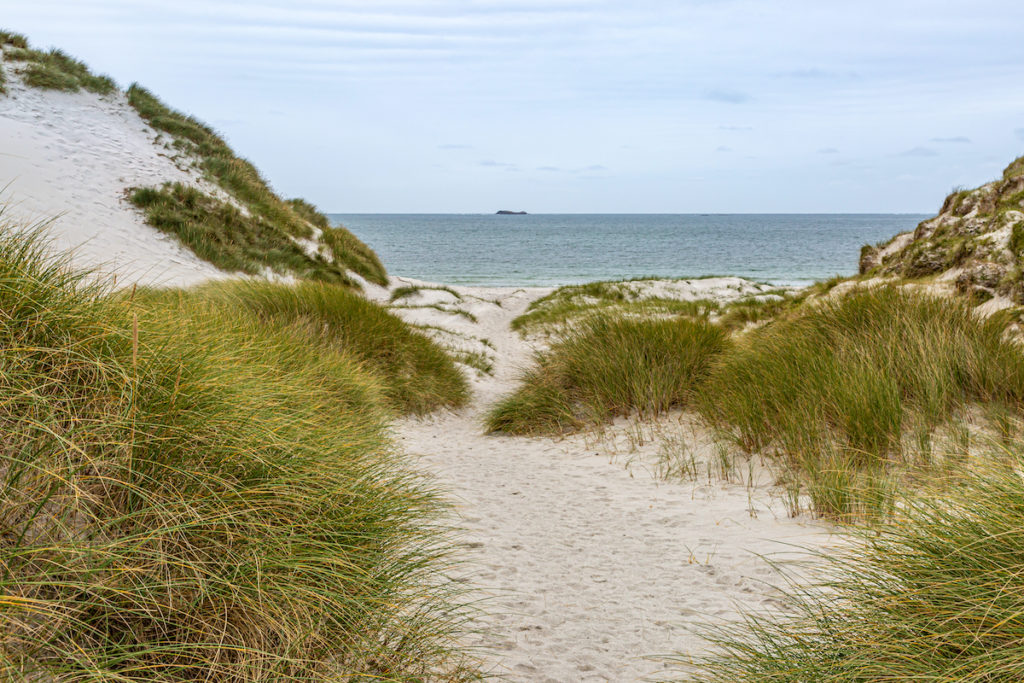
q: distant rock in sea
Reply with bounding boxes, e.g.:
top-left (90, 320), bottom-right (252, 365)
top-left (496, 210), bottom-right (527, 215)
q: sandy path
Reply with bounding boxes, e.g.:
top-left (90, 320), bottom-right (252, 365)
top-left (387, 284), bottom-right (834, 681)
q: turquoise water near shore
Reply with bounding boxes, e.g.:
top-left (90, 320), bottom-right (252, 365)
top-left (328, 214), bottom-right (927, 287)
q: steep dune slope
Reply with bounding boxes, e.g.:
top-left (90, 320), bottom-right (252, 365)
top-left (0, 34), bottom-right (384, 289)
top-left (0, 60), bottom-right (228, 286)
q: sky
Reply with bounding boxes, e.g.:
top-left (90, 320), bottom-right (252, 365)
top-left (4, 1), bottom-right (1024, 213)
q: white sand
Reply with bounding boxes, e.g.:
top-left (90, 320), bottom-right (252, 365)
top-left (1, 65), bottom-right (837, 679)
top-left (381, 279), bottom-right (835, 681)
top-left (620, 276), bottom-right (783, 302)
top-left (0, 62), bottom-right (228, 287)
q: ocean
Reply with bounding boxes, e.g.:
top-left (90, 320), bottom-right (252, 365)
top-left (327, 214), bottom-right (927, 288)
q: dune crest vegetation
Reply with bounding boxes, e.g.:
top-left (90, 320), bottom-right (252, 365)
top-left (125, 84), bottom-right (387, 286)
top-left (861, 154), bottom-right (1024, 302)
top-left (510, 279), bottom-right (728, 335)
top-left (0, 223), bottom-right (475, 680)
top-left (1, 31), bottom-right (115, 95)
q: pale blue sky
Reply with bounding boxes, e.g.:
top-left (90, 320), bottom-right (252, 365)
top-left (5, 1), bottom-right (1024, 212)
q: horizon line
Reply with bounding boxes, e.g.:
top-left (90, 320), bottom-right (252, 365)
top-left (325, 211), bottom-right (933, 216)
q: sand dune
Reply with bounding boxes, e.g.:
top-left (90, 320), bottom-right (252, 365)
top-left (1, 66), bottom-right (836, 680)
top-left (0, 63), bottom-right (226, 287)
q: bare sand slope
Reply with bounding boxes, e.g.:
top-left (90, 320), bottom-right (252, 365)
top-left (0, 65), bottom-right (226, 287)
top-left (381, 279), bottom-right (835, 681)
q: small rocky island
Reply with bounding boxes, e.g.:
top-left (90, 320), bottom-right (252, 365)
top-left (496, 210), bottom-right (527, 215)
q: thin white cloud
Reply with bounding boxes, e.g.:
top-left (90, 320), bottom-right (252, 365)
top-left (479, 160), bottom-right (518, 170)
top-left (898, 147), bottom-right (939, 158)
top-left (703, 89), bottom-right (751, 104)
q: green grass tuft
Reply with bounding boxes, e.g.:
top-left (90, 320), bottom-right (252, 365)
top-left (6, 43), bottom-right (115, 94)
top-left (0, 222), bottom-right (478, 680)
top-left (392, 302), bottom-right (479, 322)
top-left (1, 46), bottom-right (33, 62)
top-left (286, 197), bottom-right (330, 230)
top-left (700, 286), bottom-right (1024, 518)
top-left (391, 284), bottom-right (464, 302)
top-left (452, 349), bottom-right (495, 376)
top-left (0, 30), bottom-right (28, 49)
top-left (716, 291), bottom-right (798, 330)
top-left (488, 316), bottom-right (729, 434)
top-left (513, 279), bottom-right (719, 335)
top-left (197, 279), bottom-right (471, 415)
top-left (320, 223), bottom-right (389, 286)
top-left (689, 449), bottom-right (1024, 682)
top-left (1004, 155), bottom-right (1024, 180)
top-left (22, 61), bottom-right (80, 91)
top-left (129, 183), bottom-right (355, 284)
top-left (128, 83), bottom-right (224, 152)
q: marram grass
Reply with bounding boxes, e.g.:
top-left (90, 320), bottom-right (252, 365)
top-left (487, 315), bottom-right (728, 434)
top-left (699, 286), bottom-right (1024, 518)
top-left (193, 278), bottom-right (471, 415)
top-left (129, 183), bottom-right (357, 284)
top-left (686, 447), bottom-right (1024, 682)
top-left (511, 279), bottom-right (718, 335)
top-left (0, 37), bottom-right (115, 94)
top-left (125, 85), bottom-right (388, 287)
top-left (0, 224), bottom-right (477, 680)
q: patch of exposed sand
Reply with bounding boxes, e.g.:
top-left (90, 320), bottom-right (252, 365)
top-left (381, 278), bottom-right (835, 681)
top-left (0, 61), bottom-right (229, 287)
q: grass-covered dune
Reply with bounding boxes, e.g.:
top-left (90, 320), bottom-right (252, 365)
top-left (0, 30), bottom-right (385, 288)
top-left (861, 154), bottom-right (1024, 302)
top-left (124, 86), bottom-right (387, 287)
top-left (188, 279), bottom-right (470, 415)
top-left (511, 279), bottom-right (722, 335)
top-left (492, 282), bottom-right (1024, 518)
top-left (0, 29), bottom-right (114, 95)
top-left (0, 225), bottom-right (474, 680)
top-left (701, 286), bottom-right (1024, 518)
top-left (487, 316), bottom-right (728, 434)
